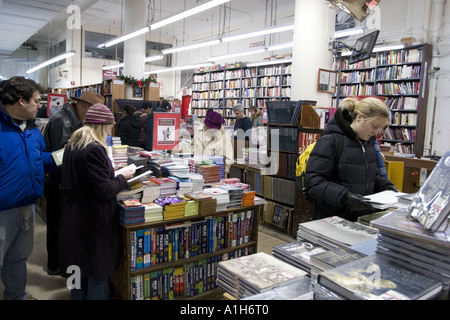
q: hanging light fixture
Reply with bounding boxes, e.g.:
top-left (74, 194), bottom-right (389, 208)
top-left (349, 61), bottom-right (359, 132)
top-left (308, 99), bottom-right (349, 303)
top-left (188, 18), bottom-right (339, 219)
top-left (97, 0), bottom-right (230, 48)
top-left (26, 50), bottom-right (76, 74)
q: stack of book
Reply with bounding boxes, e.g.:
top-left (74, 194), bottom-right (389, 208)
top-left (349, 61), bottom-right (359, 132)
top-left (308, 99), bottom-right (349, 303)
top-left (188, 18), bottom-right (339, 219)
top-left (184, 191), bottom-right (217, 216)
top-left (154, 196), bottom-right (187, 221)
top-left (196, 164), bottom-right (221, 183)
top-left (296, 216), bottom-right (378, 250)
top-left (161, 163), bottom-right (190, 177)
top-left (209, 155), bottom-right (225, 180)
top-left (149, 177), bottom-right (177, 196)
top-left (119, 202), bottom-right (145, 226)
top-left (272, 238), bottom-right (327, 274)
top-left (371, 208), bottom-right (450, 298)
top-left (219, 184), bottom-right (245, 208)
top-left (309, 246), bottom-right (367, 281)
top-left (242, 191), bottom-right (256, 207)
top-left (143, 203), bottom-right (163, 223)
top-left (217, 252), bottom-right (308, 299)
top-left (183, 200), bottom-right (199, 217)
top-left (112, 145), bottom-right (129, 167)
top-left (141, 180), bottom-right (161, 204)
top-left (189, 173), bottom-right (204, 192)
top-left (138, 150), bottom-right (164, 160)
top-left (111, 136), bottom-right (121, 146)
top-left (168, 175), bottom-right (193, 197)
top-left (203, 187), bottom-right (229, 211)
top-left (127, 154), bottom-right (148, 169)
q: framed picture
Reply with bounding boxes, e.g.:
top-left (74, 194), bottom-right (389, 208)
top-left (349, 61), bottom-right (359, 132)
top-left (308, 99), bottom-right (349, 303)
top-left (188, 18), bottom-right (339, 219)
top-left (47, 93), bottom-right (67, 117)
top-left (153, 112), bottom-right (180, 151)
top-left (317, 68), bottom-right (337, 93)
top-left (133, 86), bottom-right (143, 98)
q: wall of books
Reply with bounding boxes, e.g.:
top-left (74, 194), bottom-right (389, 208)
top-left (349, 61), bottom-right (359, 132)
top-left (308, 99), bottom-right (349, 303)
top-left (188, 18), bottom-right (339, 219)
top-left (191, 61), bottom-right (292, 126)
top-left (333, 44), bottom-right (432, 157)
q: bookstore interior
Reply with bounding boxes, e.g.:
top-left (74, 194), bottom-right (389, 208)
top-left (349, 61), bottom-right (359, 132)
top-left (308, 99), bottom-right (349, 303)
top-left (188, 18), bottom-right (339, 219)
top-left (1, 0), bottom-right (450, 303)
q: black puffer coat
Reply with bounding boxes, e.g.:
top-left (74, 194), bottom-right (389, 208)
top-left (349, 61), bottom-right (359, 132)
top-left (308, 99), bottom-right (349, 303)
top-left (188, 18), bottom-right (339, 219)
top-left (304, 107), bottom-right (395, 221)
top-left (118, 114), bottom-right (141, 147)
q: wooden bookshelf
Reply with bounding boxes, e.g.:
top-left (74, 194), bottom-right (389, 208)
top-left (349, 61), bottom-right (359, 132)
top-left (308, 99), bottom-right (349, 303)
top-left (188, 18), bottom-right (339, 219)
top-left (333, 44), bottom-right (432, 157)
top-left (111, 203), bottom-right (263, 300)
top-left (191, 61), bottom-right (292, 126)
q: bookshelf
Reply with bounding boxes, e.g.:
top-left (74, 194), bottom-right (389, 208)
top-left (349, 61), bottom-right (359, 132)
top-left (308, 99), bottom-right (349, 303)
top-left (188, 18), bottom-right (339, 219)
top-left (333, 44), bottom-right (432, 157)
top-left (111, 204), bottom-right (262, 300)
top-left (191, 61), bottom-right (292, 126)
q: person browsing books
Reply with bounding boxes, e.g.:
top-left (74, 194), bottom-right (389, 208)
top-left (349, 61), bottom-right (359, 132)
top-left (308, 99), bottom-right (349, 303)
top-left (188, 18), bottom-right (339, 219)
top-left (304, 97), bottom-right (397, 222)
top-left (232, 104), bottom-right (252, 140)
top-left (42, 90), bottom-right (105, 276)
top-left (0, 76), bottom-right (58, 300)
top-left (192, 111), bottom-right (234, 174)
top-left (59, 104), bottom-right (135, 300)
top-left (117, 104), bottom-right (141, 147)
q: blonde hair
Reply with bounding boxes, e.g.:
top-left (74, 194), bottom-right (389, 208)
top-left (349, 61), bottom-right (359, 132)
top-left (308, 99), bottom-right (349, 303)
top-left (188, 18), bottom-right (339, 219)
top-left (68, 123), bottom-right (109, 151)
top-left (340, 97), bottom-right (390, 123)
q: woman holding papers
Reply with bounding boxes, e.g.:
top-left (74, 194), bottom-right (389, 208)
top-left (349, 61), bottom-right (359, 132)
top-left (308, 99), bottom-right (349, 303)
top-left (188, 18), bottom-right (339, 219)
top-left (59, 104), bottom-right (135, 300)
top-left (305, 97), bottom-right (397, 222)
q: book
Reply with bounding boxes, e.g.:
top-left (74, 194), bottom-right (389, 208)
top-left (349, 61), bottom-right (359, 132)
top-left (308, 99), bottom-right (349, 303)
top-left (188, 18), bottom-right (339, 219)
top-left (272, 239), bottom-right (327, 273)
top-left (51, 147), bottom-right (65, 166)
top-left (317, 254), bottom-right (443, 300)
top-left (408, 150), bottom-right (450, 231)
top-left (217, 252), bottom-right (307, 298)
top-left (296, 216), bottom-right (378, 250)
top-left (242, 277), bottom-right (313, 300)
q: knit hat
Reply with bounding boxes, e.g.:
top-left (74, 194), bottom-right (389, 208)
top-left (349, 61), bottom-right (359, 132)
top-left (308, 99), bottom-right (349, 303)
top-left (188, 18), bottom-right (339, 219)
top-left (204, 111), bottom-right (225, 129)
top-left (71, 91), bottom-right (105, 105)
top-left (84, 104), bottom-right (115, 124)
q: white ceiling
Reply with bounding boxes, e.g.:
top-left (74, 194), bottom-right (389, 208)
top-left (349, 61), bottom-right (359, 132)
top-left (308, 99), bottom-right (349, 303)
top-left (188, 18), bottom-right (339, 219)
top-left (0, 0), bottom-right (297, 61)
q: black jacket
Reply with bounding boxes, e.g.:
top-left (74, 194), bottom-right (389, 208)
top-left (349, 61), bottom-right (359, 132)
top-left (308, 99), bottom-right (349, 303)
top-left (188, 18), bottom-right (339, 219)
top-left (43, 103), bottom-right (82, 185)
top-left (304, 108), bottom-right (394, 221)
top-left (118, 114), bottom-right (141, 147)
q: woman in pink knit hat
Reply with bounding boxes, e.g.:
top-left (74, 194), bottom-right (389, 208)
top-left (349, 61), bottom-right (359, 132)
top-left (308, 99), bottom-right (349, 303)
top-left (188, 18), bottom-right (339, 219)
top-left (192, 110), bottom-right (234, 175)
top-left (59, 104), bottom-right (135, 300)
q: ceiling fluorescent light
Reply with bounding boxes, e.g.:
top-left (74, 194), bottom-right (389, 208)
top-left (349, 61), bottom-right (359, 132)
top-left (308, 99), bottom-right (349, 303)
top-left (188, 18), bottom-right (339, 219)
top-left (97, 27), bottom-right (150, 48)
top-left (373, 44), bottom-right (405, 52)
top-left (334, 27), bottom-right (364, 39)
top-left (222, 24), bottom-right (295, 42)
top-left (247, 58), bottom-right (293, 67)
top-left (144, 62), bottom-right (214, 74)
top-left (206, 48), bottom-right (266, 62)
top-left (162, 40), bottom-right (221, 54)
top-left (102, 63), bottom-right (124, 70)
top-left (267, 42), bottom-right (294, 51)
top-left (150, 0), bottom-right (230, 30)
top-left (144, 54), bottom-right (164, 62)
top-left (26, 50), bottom-right (75, 74)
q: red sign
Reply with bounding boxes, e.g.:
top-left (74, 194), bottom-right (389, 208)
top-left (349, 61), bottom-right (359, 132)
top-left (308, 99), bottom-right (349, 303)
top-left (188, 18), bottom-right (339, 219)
top-left (298, 132), bottom-right (321, 154)
top-left (102, 69), bottom-right (117, 80)
top-left (153, 112), bottom-right (180, 151)
top-left (47, 93), bottom-right (67, 117)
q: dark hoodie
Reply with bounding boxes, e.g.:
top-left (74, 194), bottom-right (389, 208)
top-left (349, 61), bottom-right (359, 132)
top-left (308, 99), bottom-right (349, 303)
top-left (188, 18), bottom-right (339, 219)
top-left (118, 114), bottom-right (141, 147)
top-left (304, 107), bottom-right (394, 221)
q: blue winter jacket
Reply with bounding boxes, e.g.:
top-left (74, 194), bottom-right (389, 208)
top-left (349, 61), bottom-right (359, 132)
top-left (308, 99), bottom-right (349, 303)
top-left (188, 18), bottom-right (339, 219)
top-left (0, 101), bottom-right (57, 211)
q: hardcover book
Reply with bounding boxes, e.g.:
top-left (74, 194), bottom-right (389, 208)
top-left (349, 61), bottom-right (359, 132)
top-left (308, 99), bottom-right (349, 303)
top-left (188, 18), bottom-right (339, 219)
top-left (408, 150), bottom-right (450, 231)
top-left (317, 254), bottom-right (443, 300)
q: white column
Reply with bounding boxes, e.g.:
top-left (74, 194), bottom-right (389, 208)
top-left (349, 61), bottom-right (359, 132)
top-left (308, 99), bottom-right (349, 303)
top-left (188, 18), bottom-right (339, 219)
top-left (123, 0), bottom-right (147, 89)
top-left (429, 0), bottom-right (450, 156)
top-left (290, 0), bottom-right (334, 107)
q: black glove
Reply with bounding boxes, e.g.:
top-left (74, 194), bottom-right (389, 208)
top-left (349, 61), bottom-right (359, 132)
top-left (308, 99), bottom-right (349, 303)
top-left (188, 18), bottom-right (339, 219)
top-left (344, 192), bottom-right (375, 212)
top-left (384, 184), bottom-right (398, 192)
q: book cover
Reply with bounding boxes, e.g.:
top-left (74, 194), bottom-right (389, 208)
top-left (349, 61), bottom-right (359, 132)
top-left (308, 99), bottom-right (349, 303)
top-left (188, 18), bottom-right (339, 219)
top-left (218, 252), bottom-right (307, 293)
top-left (408, 150), bottom-right (450, 231)
top-left (317, 254), bottom-right (443, 300)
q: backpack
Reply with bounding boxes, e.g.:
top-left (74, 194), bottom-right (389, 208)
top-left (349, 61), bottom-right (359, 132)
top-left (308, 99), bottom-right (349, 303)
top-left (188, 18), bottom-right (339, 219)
top-left (296, 133), bottom-right (344, 195)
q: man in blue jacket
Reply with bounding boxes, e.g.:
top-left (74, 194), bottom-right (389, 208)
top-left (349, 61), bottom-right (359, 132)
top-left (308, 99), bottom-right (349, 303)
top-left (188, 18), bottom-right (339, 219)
top-left (0, 76), bottom-right (57, 300)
